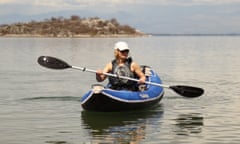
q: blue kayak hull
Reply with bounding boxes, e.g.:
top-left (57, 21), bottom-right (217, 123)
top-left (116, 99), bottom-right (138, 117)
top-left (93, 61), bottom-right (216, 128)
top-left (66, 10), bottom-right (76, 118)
top-left (81, 69), bottom-right (164, 112)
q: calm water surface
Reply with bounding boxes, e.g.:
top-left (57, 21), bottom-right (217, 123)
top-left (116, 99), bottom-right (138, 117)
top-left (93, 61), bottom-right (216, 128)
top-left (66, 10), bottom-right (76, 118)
top-left (0, 36), bottom-right (239, 144)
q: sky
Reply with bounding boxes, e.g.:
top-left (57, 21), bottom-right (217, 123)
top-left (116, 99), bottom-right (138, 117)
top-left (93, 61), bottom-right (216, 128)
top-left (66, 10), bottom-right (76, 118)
top-left (1, 0), bottom-right (240, 34)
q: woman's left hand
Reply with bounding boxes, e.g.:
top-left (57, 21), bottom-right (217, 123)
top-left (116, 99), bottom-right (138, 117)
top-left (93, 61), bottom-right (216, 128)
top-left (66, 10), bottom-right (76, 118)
top-left (138, 76), bottom-right (146, 84)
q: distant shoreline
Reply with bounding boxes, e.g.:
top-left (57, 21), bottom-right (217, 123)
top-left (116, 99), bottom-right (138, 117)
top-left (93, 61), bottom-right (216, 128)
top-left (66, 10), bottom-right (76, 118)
top-left (1, 33), bottom-right (239, 38)
top-left (0, 33), bottom-right (149, 38)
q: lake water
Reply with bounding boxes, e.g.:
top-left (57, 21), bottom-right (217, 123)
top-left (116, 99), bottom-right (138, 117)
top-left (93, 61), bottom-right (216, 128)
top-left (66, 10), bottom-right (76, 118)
top-left (0, 36), bottom-right (239, 144)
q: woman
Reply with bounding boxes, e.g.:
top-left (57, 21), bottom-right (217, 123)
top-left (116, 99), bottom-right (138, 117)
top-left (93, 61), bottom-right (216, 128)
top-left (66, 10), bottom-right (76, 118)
top-left (96, 41), bottom-right (146, 90)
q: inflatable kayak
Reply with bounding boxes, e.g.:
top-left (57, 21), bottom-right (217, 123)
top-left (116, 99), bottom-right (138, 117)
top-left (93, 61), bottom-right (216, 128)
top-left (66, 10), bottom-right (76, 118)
top-left (81, 67), bottom-right (164, 112)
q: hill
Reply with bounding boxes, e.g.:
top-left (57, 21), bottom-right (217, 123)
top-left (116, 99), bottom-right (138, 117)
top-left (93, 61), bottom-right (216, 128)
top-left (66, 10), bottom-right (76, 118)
top-left (0, 15), bottom-right (145, 37)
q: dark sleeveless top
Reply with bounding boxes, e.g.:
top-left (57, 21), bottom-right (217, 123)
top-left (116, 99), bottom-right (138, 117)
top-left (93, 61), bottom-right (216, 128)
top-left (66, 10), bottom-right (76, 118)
top-left (108, 57), bottom-right (138, 90)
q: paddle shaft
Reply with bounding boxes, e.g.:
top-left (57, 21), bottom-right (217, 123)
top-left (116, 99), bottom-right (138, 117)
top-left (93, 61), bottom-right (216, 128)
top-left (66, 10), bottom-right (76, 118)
top-left (71, 65), bottom-right (170, 88)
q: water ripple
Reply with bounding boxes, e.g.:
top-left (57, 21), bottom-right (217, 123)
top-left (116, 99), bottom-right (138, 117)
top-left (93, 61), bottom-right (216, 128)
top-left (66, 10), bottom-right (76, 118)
top-left (21, 96), bottom-right (80, 102)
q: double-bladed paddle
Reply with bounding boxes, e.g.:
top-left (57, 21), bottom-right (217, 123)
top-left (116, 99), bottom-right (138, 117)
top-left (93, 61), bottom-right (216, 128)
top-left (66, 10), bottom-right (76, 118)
top-left (37, 56), bottom-right (204, 98)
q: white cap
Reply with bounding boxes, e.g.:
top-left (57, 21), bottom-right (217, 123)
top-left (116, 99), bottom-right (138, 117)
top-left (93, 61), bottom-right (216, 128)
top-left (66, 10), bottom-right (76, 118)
top-left (114, 41), bottom-right (130, 51)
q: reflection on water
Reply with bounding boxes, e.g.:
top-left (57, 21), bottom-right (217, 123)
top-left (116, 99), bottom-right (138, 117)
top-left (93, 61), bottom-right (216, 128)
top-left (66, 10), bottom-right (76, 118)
top-left (81, 105), bottom-right (164, 144)
top-left (172, 113), bottom-right (204, 136)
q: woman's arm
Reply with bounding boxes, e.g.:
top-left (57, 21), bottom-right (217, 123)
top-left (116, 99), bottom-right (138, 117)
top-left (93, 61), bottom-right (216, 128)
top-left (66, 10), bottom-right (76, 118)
top-left (132, 62), bottom-right (146, 83)
top-left (96, 63), bottom-right (112, 82)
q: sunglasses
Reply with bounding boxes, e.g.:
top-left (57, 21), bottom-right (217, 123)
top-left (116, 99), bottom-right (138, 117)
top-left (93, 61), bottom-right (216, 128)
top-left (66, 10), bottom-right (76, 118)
top-left (119, 50), bottom-right (129, 53)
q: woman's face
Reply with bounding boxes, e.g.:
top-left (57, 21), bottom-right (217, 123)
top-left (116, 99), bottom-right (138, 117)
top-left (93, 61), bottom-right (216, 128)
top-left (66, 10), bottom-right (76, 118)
top-left (118, 50), bottom-right (129, 59)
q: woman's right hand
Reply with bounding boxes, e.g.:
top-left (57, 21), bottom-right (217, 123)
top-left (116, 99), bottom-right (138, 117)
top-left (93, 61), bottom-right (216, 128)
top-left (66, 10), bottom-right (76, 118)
top-left (96, 69), bottom-right (104, 82)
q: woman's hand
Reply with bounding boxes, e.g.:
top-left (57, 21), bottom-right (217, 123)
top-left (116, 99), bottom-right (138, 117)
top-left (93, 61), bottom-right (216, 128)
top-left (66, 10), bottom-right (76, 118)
top-left (96, 69), bottom-right (104, 82)
top-left (138, 76), bottom-right (146, 84)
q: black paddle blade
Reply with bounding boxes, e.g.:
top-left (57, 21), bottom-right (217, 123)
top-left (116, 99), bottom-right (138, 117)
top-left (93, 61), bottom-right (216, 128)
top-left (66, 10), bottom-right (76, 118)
top-left (170, 85), bottom-right (204, 98)
top-left (38, 56), bottom-right (71, 70)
